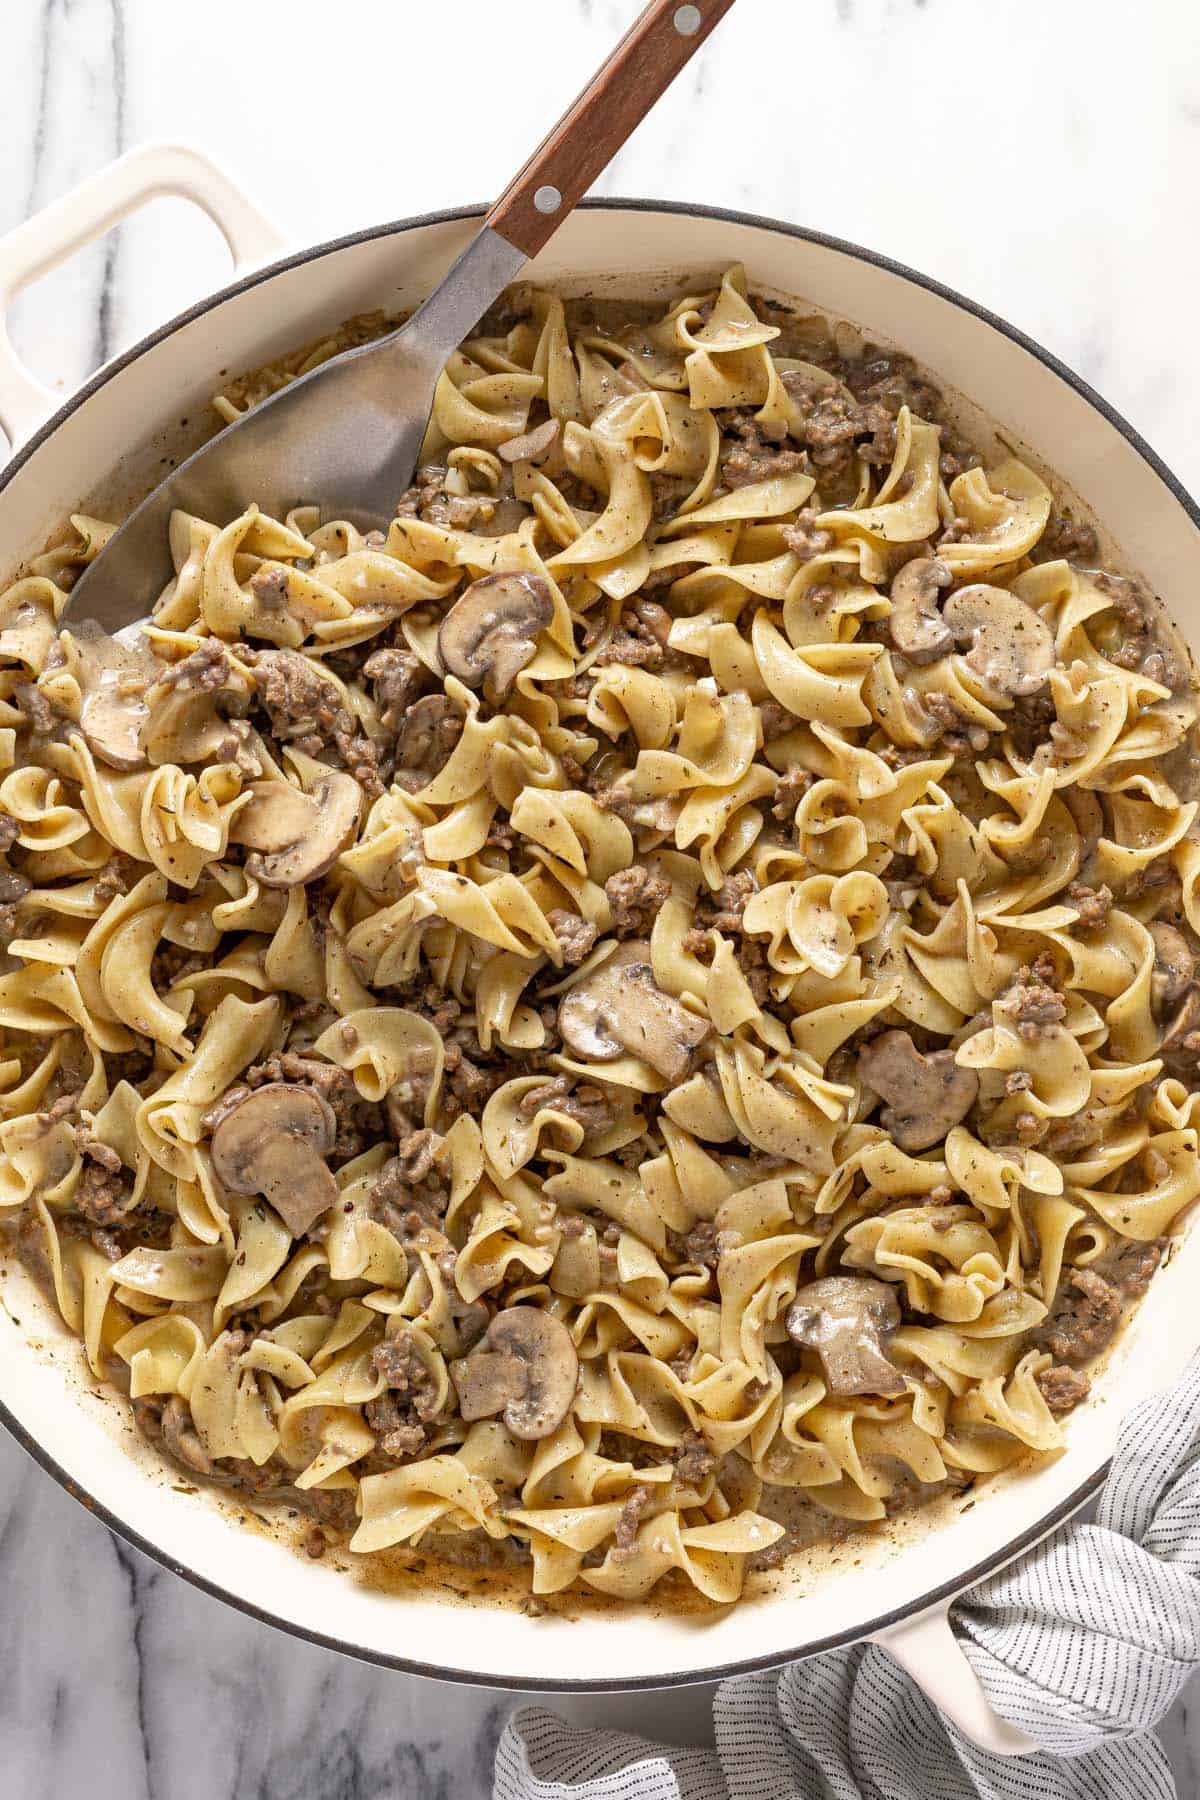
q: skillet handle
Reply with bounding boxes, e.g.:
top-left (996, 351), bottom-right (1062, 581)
top-left (870, 1603), bottom-right (1040, 1757)
top-left (0, 142), bottom-right (285, 448)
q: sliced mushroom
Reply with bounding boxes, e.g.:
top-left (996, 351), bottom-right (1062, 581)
top-left (1150, 922), bottom-right (1195, 1014)
top-left (80, 687), bottom-right (147, 769)
top-left (437, 572), bottom-right (554, 700)
top-left (233, 780), bottom-right (314, 850)
top-left (886, 557), bottom-right (953, 663)
top-left (75, 628), bottom-right (162, 770)
top-left (786, 1275), bottom-right (906, 1397)
top-left (558, 941), bottom-right (710, 1082)
top-left (942, 583), bottom-right (1055, 697)
top-left (209, 1082), bottom-right (338, 1236)
top-left (396, 694), bottom-right (463, 776)
top-left (231, 769), bottom-right (360, 887)
top-left (450, 1306), bottom-right (578, 1440)
top-left (497, 418), bottom-right (560, 465)
top-left (857, 1029), bottom-right (978, 1152)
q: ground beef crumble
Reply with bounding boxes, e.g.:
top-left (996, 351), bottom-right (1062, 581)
top-left (718, 411), bottom-right (807, 489)
top-left (1001, 955), bottom-right (1066, 1040)
top-left (516, 1076), bottom-right (615, 1136)
top-left (1039, 1267), bottom-right (1122, 1365)
top-left (1007, 690), bottom-right (1058, 761)
top-left (772, 766), bottom-right (814, 823)
top-left (604, 866), bottom-right (670, 936)
top-left (666, 1219), bottom-right (722, 1270)
top-left (372, 1331), bottom-right (440, 1419)
top-left (391, 1126), bottom-right (442, 1183)
top-left (396, 464), bottom-right (496, 530)
top-left (437, 1021), bottom-right (510, 1122)
top-left (760, 700), bottom-right (796, 743)
top-left (92, 853), bottom-right (141, 902)
top-left (1092, 573), bottom-right (1183, 687)
top-left (0, 869), bottom-right (29, 953)
top-left (1103, 1239), bottom-right (1164, 1298)
top-left (72, 1126), bottom-right (137, 1226)
top-left (693, 870), bottom-right (756, 933)
top-left (248, 566), bottom-right (291, 612)
top-left (611, 1483), bottom-right (654, 1558)
top-left (151, 942), bottom-right (205, 990)
top-left (1068, 882), bottom-right (1113, 930)
top-left (1034, 512), bottom-right (1100, 563)
top-left (918, 690), bottom-right (988, 757)
top-left (363, 645), bottom-right (424, 733)
top-left (369, 1148), bottom-right (449, 1241)
top-left (1035, 1365), bottom-right (1091, 1416)
top-left (672, 1431), bottom-right (719, 1487)
top-left (245, 647), bottom-right (383, 798)
top-left (781, 510), bottom-right (834, 561)
top-left (157, 638), bottom-right (237, 694)
top-left (592, 600), bottom-right (674, 670)
top-left (547, 908), bottom-right (598, 967)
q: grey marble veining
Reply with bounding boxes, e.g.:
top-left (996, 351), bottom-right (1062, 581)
top-left (7, 0), bottom-right (126, 397)
top-left (0, 1), bottom-right (1198, 1795)
top-left (0, 1432), bottom-right (718, 1800)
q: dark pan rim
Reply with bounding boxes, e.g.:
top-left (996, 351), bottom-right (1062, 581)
top-left (0, 192), bottom-right (1190, 1694)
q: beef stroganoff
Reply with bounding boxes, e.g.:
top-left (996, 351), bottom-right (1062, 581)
top-left (1, 264), bottom-right (1198, 1606)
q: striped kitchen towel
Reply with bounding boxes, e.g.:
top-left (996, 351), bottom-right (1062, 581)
top-left (494, 1356), bottom-right (1200, 1800)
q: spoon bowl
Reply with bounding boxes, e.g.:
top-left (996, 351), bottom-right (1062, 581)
top-left (63, 0), bottom-right (736, 633)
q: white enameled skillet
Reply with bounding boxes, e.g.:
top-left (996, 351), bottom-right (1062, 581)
top-left (1, 143), bottom-right (1198, 1756)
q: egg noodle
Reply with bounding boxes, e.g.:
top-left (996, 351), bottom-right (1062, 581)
top-left (2, 265), bottom-right (1198, 1607)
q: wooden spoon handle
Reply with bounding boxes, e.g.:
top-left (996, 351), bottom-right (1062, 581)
top-left (485, 0), bottom-right (738, 260)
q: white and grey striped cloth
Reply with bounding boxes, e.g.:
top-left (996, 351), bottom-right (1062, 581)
top-left (495, 1356), bottom-right (1200, 1800)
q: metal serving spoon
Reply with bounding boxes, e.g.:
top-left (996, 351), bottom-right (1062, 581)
top-left (65, 0), bottom-right (736, 633)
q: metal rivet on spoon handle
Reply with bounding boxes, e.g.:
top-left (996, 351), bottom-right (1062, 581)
top-left (485, 0), bottom-right (737, 260)
top-left (65, 0), bottom-right (738, 632)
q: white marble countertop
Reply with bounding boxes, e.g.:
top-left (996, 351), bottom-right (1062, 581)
top-left (0, 0), bottom-right (1198, 1794)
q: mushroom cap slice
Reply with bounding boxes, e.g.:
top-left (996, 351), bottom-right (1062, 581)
top-left (451, 1306), bottom-right (578, 1440)
top-left (74, 627), bottom-right (161, 770)
top-left (558, 941), bottom-right (710, 1082)
top-left (437, 572), bottom-right (554, 699)
top-left (857, 1029), bottom-right (978, 1153)
top-left (396, 693), bottom-right (462, 775)
top-left (886, 557), bottom-right (953, 663)
top-left (233, 780), bottom-right (316, 851)
top-left (210, 1082), bottom-right (338, 1237)
top-left (497, 418), bottom-right (560, 465)
top-left (942, 582), bottom-right (1054, 697)
top-left (80, 684), bottom-right (148, 770)
top-left (232, 769), bottom-right (361, 887)
top-left (786, 1275), bottom-right (905, 1397)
